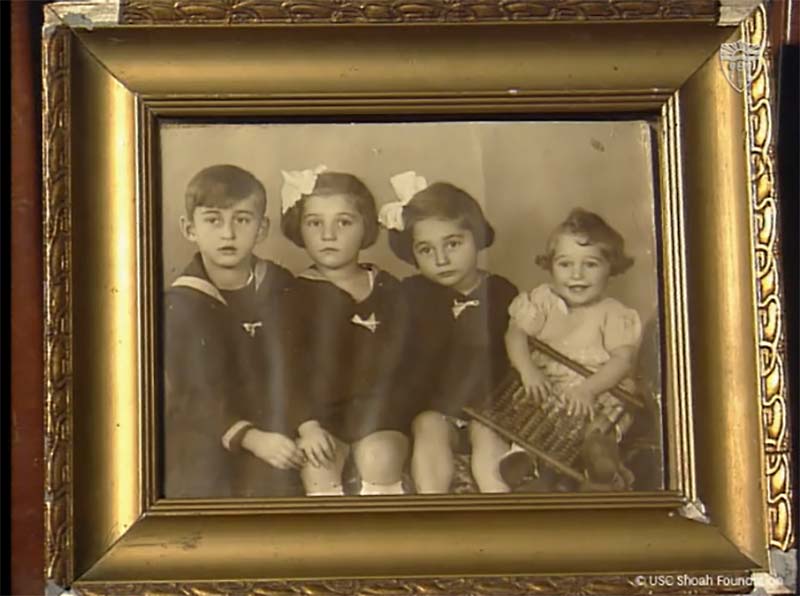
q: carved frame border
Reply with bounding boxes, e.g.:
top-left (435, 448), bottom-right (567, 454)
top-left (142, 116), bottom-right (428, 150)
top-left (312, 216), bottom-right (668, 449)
top-left (118, 0), bottom-right (719, 24)
top-left (43, 24), bottom-right (73, 588)
top-left (41, 1), bottom-right (793, 593)
top-left (743, 4), bottom-right (794, 553)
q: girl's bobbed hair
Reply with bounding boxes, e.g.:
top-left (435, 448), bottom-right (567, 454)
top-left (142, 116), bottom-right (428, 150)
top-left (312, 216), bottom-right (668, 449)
top-left (280, 172), bottom-right (380, 249)
top-left (387, 182), bottom-right (495, 265)
top-left (536, 208), bottom-right (634, 276)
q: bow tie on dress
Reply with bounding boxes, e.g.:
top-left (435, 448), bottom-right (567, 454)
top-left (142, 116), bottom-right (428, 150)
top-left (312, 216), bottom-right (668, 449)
top-left (242, 321), bottom-right (262, 337)
top-left (451, 299), bottom-right (480, 319)
top-left (351, 313), bottom-right (380, 333)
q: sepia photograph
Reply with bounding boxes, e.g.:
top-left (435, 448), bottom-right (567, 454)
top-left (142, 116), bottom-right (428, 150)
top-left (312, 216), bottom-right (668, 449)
top-left (159, 120), bottom-right (665, 499)
top-left (40, 8), bottom-right (789, 590)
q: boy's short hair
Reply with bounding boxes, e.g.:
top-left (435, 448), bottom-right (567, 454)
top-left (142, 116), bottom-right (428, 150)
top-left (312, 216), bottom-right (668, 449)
top-left (280, 172), bottom-right (380, 248)
top-left (536, 208), bottom-right (634, 276)
top-left (388, 182), bottom-right (495, 265)
top-left (185, 164), bottom-right (267, 217)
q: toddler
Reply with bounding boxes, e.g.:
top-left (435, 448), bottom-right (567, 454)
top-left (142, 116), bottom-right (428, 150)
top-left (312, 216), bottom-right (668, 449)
top-left (504, 208), bottom-right (641, 490)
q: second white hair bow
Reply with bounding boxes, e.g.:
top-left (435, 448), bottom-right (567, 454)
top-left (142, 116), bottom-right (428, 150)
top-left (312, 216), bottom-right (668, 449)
top-left (281, 165), bottom-right (328, 214)
top-left (378, 170), bottom-right (429, 231)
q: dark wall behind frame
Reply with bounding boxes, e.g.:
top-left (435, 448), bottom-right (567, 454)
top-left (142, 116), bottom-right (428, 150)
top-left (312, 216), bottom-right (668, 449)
top-left (2, 0), bottom-right (11, 592)
top-left (9, 2), bottom-right (798, 593)
top-left (10, 1), bottom-right (47, 595)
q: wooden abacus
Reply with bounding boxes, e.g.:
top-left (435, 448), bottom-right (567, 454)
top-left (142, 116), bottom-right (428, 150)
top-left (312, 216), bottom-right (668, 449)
top-left (464, 337), bottom-right (645, 482)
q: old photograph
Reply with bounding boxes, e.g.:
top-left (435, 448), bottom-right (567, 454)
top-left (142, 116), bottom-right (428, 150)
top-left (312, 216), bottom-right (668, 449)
top-left (159, 121), bottom-right (664, 499)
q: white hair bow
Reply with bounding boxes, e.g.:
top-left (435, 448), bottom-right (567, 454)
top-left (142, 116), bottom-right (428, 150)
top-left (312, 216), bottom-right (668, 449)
top-left (378, 171), bottom-right (428, 231)
top-left (280, 165), bottom-right (327, 214)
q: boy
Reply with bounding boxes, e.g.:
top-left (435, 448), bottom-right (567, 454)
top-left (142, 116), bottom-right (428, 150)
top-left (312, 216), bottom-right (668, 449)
top-left (163, 164), bottom-right (304, 498)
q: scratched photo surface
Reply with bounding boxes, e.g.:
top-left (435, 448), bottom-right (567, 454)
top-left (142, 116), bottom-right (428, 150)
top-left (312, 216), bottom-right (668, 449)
top-left (159, 121), bottom-right (664, 499)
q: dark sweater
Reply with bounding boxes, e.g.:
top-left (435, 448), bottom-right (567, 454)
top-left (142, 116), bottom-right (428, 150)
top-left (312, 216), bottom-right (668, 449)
top-left (281, 265), bottom-right (412, 442)
top-left (400, 273), bottom-right (518, 417)
top-left (163, 253), bottom-right (301, 498)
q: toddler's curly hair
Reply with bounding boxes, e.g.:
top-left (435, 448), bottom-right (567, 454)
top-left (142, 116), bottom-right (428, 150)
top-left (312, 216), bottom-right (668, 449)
top-left (536, 208), bottom-right (634, 276)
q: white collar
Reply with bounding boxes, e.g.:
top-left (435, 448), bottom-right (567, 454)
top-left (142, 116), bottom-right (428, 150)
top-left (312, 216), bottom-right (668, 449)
top-left (299, 264), bottom-right (378, 292)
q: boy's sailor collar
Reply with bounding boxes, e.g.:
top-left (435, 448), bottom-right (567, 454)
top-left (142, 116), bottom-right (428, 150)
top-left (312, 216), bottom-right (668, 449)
top-left (171, 255), bottom-right (269, 305)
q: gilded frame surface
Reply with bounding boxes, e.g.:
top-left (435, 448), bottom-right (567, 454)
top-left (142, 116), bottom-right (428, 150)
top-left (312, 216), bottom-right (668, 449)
top-left (42, 1), bottom-right (793, 593)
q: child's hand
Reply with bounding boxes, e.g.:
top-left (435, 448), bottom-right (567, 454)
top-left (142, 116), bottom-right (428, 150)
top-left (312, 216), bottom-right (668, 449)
top-left (563, 383), bottom-right (595, 419)
top-left (519, 366), bottom-right (551, 402)
top-left (241, 429), bottom-right (306, 470)
top-left (297, 421), bottom-right (337, 468)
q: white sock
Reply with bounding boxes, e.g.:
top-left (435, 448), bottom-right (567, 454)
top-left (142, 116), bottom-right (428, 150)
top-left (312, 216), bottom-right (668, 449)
top-left (359, 480), bottom-right (404, 496)
top-left (305, 484), bottom-right (344, 497)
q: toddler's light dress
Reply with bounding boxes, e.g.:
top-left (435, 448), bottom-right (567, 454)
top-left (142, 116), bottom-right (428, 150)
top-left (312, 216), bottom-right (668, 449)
top-left (508, 283), bottom-right (642, 438)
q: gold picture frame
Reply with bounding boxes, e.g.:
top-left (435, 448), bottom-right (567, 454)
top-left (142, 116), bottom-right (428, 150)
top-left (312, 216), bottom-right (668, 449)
top-left (42, 0), bottom-right (794, 593)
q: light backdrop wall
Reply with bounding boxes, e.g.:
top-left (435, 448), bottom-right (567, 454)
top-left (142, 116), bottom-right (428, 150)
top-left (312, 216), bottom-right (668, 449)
top-left (160, 121), bottom-right (659, 325)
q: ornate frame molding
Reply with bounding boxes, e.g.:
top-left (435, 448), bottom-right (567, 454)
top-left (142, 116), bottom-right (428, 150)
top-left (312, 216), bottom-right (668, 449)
top-left (43, 25), bottom-right (73, 589)
top-left (118, 0), bottom-right (719, 24)
top-left (743, 3), bottom-right (794, 553)
top-left (75, 575), bottom-right (754, 596)
top-left (41, 1), bottom-right (793, 593)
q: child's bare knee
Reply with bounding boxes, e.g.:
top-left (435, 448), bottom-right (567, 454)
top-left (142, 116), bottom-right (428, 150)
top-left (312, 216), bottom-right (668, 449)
top-left (412, 410), bottom-right (448, 438)
top-left (355, 432), bottom-right (409, 481)
top-left (469, 421), bottom-right (508, 452)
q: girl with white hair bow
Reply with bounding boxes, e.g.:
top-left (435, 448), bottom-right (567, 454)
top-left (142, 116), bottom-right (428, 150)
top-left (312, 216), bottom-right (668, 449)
top-left (380, 171), bottom-right (518, 494)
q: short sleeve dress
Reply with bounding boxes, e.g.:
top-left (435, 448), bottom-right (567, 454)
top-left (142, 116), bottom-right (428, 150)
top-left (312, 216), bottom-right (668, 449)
top-left (508, 284), bottom-right (642, 433)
